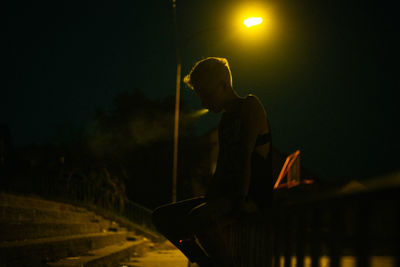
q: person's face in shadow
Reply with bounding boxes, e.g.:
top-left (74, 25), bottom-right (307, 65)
top-left (194, 82), bottom-right (225, 113)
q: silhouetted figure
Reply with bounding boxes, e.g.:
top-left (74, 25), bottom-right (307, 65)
top-left (152, 57), bottom-right (273, 266)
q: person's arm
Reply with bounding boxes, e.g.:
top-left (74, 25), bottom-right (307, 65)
top-left (229, 95), bottom-right (265, 198)
top-left (205, 95), bottom-right (265, 216)
top-left (205, 123), bottom-right (223, 201)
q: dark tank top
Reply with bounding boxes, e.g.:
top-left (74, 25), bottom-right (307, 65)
top-left (208, 97), bottom-right (273, 210)
top-left (249, 131), bottom-right (273, 210)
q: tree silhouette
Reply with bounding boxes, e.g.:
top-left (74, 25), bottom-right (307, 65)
top-left (2, 90), bottom-right (214, 210)
top-left (85, 89), bottom-right (212, 208)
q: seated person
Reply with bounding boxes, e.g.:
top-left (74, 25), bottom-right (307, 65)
top-left (152, 57), bottom-right (273, 266)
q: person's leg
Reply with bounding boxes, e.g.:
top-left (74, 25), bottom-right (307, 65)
top-left (189, 201), bottom-right (236, 267)
top-left (152, 197), bottom-right (214, 265)
top-left (152, 197), bottom-right (206, 238)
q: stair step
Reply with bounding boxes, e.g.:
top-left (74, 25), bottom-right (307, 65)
top-left (0, 222), bottom-right (112, 241)
top-left (0, 231), bottom-right (129, 266)
top-left (0, 193), bottom-right (88, 213)
top-left (0, 205), bottom-right (103, 224)
top-left (47, 239), bottom-right (148, 267)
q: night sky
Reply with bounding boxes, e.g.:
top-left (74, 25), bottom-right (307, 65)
top-left (4, 0), bottom-right (399, 180)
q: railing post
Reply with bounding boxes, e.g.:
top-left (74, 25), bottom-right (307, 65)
top-left (329, 200), bottom-right (340, 267)
top-left (310, 207), bottom-right (319, 267)
top-left (272, 206), bottom-right (282, 267)
top-left (296, 208), bottom-right (305, 267)
top-left (283, 209), bottom-right (291, 267)
top-left (355, 196), bottom-right (370, 267)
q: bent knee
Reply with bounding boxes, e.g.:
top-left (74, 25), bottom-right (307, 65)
top-left (152, 205), bottom-right (173, 230)
top-left (151, 207), bottom-right (163, 228)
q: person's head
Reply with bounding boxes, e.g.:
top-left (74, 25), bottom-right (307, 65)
top-left (184, 57), bottom-right (234, 113)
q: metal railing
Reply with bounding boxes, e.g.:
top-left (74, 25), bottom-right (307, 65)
top-left (0, 165), bottom-right (158, 235)
top-left (215, 150), bottom-right (399, 267)
top-left (219, 174), bottom-right (400, 267)
top-left (123, 200), bottom-right (157, 232)
top-left (272, 180), bottom-right (400, 267)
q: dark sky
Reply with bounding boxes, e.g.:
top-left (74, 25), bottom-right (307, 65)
top-left (4, 0), bottom-right (399, 180)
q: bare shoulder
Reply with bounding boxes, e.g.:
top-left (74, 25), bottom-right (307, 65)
top-left (242, 94), bottom-right (265, 115)
top-left (246, 94), bottom-right (262, 104)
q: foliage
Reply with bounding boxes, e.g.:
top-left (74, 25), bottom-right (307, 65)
top-left (83, 89), bottom-right (212, 208)
top-left (1, 89), bottom-right (214, 210)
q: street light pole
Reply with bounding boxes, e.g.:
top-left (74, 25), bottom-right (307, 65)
top-left (172, 0), bottom-right (181, 203)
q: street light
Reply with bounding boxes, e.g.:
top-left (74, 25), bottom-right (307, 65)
top-left (244, 17), bottom-right (263, 28)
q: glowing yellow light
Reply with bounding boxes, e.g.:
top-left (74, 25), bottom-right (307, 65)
top-left (319, 256), bottom-right (330, 267)
top-left (244, 17), bottom-right (263, 27)
top-left (370, 256), bottom-right (396, 267)
top-left (280, 256), bottom-right (285, 267)
top-left (340, 256), bottom-right (356, 267)
top-left (304, 256), bottom-right (312, 267)
top-left (291, 256), bottom-right (297, 267)
top-left (188, 108), bottom-right (209, 118)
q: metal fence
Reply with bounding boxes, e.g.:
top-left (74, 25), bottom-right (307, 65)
top-left (219, 181), bottom-right (400, 267)
top-left (273, 184), bottom-right (399, 267)
top-left (123, 200), bottom-right (157, 232)
top-left (0, 166), bottom-right (157, 235)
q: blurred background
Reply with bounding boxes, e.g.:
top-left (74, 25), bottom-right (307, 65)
top-left (2, 0), bottom-right (399, 209)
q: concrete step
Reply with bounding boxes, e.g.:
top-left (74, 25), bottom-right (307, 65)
top-left (0, 193), bottom-right (87, 213)
top-left (0, 205), bottom-right (103, 224)
top-left (0, 231), bottom-right (129, 266)
top-left (0, 205), bottom-right (122, 227)
top-left (0, 221), bottom-right (111, 241)
top-left (47, 239), bottom-right (148, 267)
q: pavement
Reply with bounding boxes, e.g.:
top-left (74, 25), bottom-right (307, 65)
top-left (119, 240), bottom-right (190, 267)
